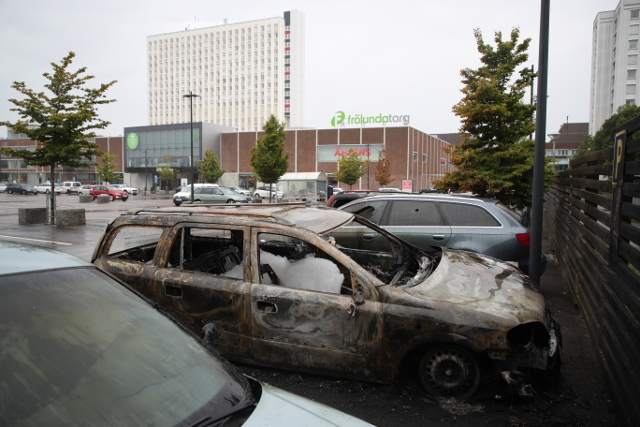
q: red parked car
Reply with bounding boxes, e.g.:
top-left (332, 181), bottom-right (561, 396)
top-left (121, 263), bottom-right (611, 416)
top-left (89, 185), bottom-right (128, 201)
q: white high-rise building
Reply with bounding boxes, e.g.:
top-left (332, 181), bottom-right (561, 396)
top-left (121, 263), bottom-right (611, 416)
top-left (147, 10), bottom-right (305, 131)
top-left (590, 0), bottom-right (640, 135)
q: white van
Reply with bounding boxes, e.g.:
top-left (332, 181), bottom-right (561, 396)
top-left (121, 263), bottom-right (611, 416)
top-left (61, 181), bottom-right (83, 194)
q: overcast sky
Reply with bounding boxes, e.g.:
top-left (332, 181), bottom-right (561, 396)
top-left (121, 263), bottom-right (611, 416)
top-left (0, 0), bottom-right (617, 139)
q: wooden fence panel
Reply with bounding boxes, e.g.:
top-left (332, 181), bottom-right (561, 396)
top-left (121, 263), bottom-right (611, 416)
top-left (544, 119), bottom-right (640, 427)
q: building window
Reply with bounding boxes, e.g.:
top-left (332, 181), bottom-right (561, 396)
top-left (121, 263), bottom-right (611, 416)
top-left (629, 69), bottom-right (637, 79)
top-left (627, 84), bottom-right (637, 94)
top-left (627, 98), bottom-right (636, 105)
top-left (632, 9), bottom-right (640, 19)
top-left (422, 154), bottom-right (427, 163)
top-left (630, 54), bottom-right (638, 65)
top-left (412, 152), bottom-right (418, 162)
top-left (631, 24), bottom-right (640, 35)
top-left (631, 39), bottom-right (639, 49)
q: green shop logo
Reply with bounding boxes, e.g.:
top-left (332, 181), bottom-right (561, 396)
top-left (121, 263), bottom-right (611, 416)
top-left (127, 133), bottom-right (139, 150)
top-left (330, 111), bottom-right (410, 127)
top-left (331, 111), bottom-right (345, 126)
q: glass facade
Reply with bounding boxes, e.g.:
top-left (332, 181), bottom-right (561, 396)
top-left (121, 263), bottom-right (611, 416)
top-left (124, 124), bottom-right (202, 172)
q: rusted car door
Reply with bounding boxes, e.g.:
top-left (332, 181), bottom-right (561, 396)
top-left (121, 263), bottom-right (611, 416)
top-left (248, 227), bottom-right (384, 379)
top-left (149, 223), bottom-right (253, 358)
top-left (95, 223), bottom-right (253, 359)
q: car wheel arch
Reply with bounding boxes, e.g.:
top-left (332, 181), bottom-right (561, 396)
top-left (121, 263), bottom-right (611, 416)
top-left (388, 332), bottom-right (486, 380)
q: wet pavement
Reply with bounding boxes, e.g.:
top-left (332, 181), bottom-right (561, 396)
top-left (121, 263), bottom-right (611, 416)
top-left (0, 191), bottom-right (174, 260)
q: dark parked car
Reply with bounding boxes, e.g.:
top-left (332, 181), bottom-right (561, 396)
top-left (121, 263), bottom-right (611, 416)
top-left (326, 190), bottom-right (381, 208)
top-left (93, 204), bottom-right (560, 399)
top-left (337, 194), bottom-right (545, 275)
top-left (5, 182), bottom-right (38, 195)
top-left (0, 241), bottom-right (374, 427)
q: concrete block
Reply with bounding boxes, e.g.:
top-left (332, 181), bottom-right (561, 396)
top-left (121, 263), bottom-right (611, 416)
top-left (55, 209), bottom-right (86, 227)
top-left (79, 195), bottom-right (93, 203)
top-left (18, 208), bottom-right (47, 225)
top-left (96, 194), bottom-right (110, 204)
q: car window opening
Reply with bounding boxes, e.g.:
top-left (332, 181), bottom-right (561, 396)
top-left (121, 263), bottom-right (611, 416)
top-left (327, 217), bottom-right (440, 288)
top-left (169, 227), bottom-right (244, 278)
top-left (257, 233), bottom-right (350, 295)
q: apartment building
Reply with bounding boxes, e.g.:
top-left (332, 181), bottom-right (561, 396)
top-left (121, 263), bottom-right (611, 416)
top-left (147, 10), bottom-right (305, 131)
top-left (590, 0), bottom-right (640, 134)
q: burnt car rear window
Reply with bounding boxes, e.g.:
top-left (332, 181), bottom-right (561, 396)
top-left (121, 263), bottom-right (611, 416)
top-left (438, 203), bottom-right (501, 227)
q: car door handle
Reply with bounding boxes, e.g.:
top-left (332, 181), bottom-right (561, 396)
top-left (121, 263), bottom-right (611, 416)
top-left (432, 235), bottom-right (445, 241)
top-left (362, 234), bottom-right (374, 241)
top-left (257, 301), bottom-right (278, 313)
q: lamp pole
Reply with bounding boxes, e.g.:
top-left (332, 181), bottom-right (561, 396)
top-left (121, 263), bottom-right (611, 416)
top-left (548, 133), bottom-right (560, 171)
top-left (183, 90), bottom-right (200, 203)
top-left (144, 150), bottom-right (148, 194)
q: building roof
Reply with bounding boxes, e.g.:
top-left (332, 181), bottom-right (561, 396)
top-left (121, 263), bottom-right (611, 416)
top-left (433, 133), bottom-right (464, 146)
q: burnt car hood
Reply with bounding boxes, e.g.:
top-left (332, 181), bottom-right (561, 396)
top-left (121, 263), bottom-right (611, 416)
top-left (404, 248), bottom-right (547, 327)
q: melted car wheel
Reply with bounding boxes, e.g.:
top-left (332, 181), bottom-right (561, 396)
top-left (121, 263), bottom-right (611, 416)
top-left (419, 345), bottom-right (480, 399)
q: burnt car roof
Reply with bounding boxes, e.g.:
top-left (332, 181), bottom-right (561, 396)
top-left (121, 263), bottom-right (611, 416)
top-left (122, 203), bottom-right (354, 234)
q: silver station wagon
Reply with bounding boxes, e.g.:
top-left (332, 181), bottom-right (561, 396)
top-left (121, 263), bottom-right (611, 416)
top-left (337, 194), bottom-right (544, 275)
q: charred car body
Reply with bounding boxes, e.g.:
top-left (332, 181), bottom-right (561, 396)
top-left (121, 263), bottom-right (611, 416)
top-left (92, 204), bottom-right (560, 399)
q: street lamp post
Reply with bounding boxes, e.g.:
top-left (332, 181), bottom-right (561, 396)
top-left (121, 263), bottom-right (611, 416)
top-left (144, 150), bottom-right (148, 194)
top-left (183, 90), bottom-right (200, 203)
top-left (548, 133), bottom-right (560, 170)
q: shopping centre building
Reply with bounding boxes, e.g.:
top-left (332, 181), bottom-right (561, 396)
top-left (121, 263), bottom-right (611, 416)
top-left (1, 123), bottom-right (455, 192)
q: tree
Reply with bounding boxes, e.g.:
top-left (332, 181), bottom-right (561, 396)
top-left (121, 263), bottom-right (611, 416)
top-left (250, 115), bottom-right (289, 202)
top-left (198, 149), bottom-right (225, 183)
top-left (334, 149), bottom-right (370, 189)
top-left (0, 52), bottom-right (116, 224)
top-left (578, 104), bottom-right (640, 156)
top-left (432, 28), bottom-right (550, 207)
top-left (158, 155), bottom-right (176, 190)
top-left (96, 152), bottom-right (119, 184)
top-left (374, 149), bottom-right (392, 187)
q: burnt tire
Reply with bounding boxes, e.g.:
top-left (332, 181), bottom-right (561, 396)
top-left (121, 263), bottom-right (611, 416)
top-left (419, 345), bottom-right (480, 399)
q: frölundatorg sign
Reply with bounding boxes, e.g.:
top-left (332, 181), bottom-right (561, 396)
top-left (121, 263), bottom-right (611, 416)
top-left (331, 111), bottom-right (410, 127)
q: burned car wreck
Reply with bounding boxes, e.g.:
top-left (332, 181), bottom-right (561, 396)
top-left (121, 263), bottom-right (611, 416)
top-left (92, 204), bottom-right (560, 399)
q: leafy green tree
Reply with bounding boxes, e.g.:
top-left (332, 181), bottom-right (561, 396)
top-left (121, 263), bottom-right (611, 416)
top-left (578, 104), bottom-right (640, 156)
top-left (374, 149), bottom-right (392, 187)
top-left (97, 152), bottom-right (119, 184)
top-left (335, 149), bottom-right (370, 189)
top-left (250, 115), bottom-right (289, 202)
top-left (158, 155), bottom-right (176, 190)
top-left (198, 149), bottom-right (225, 183)
top-left (0, 52), bottom-right (116, 224)
top-left (432, 28), bottom-right (550, 207)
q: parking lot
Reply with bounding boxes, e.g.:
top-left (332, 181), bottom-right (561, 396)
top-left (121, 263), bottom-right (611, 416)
top-left (0, 191), bottom-right (620, 426)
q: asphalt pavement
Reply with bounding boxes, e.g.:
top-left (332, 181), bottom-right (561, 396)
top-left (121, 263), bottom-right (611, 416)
top-left (0, 191), bottom-right (175, 260)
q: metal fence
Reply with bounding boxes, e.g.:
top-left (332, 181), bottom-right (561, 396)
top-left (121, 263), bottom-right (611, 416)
top-left (543, 116), bottom-right (640, 427)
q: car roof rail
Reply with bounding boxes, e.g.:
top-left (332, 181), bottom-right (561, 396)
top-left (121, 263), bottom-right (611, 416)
top-left (124, 203), bottom-right (312, 226)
